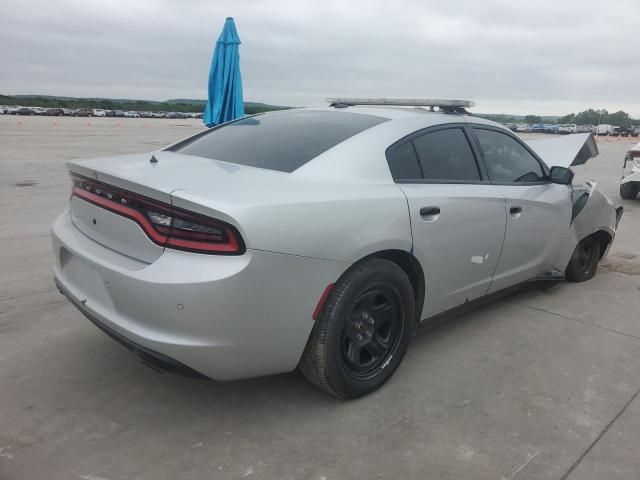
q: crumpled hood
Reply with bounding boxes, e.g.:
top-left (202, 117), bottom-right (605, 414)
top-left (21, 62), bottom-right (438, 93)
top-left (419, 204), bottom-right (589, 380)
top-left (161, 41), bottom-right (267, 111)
top-left (526, 133), bottom-right (599, 169)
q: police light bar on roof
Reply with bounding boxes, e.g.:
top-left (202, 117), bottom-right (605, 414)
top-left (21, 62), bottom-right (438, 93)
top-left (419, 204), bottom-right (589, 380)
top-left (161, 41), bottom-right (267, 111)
top-left (326, 97), bottom-right (475, 108)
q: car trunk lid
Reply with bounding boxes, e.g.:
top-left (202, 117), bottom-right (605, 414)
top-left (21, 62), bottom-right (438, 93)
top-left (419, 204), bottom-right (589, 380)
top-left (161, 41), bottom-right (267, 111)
top-left (65, 152), bottom-right (289, 261)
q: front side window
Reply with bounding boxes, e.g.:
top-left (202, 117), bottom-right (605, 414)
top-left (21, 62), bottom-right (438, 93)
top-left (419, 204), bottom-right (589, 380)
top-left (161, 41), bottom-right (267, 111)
top-left (473, 128), bottom-right (545, 183)
top-left (411, 128), bottom-right (481, 181)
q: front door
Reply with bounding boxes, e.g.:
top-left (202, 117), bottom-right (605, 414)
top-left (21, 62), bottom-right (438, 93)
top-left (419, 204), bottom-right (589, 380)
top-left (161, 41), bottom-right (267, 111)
top-left (469, 126), bottom-right (573, 292)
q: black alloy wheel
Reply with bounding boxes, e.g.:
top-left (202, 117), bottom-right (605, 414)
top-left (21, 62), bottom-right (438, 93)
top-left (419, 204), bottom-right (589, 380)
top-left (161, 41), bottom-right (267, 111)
top-left (299, 258), bottom-right (415, 399)
top-left (341, 287), bottom-right (402, 379)
top-left (566, 234), bottom-right (601, 282)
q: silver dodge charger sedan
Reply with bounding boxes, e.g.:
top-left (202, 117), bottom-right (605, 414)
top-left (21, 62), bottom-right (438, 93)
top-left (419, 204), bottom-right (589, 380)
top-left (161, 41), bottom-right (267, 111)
top-left (52, 98), bottom-right (623, 398)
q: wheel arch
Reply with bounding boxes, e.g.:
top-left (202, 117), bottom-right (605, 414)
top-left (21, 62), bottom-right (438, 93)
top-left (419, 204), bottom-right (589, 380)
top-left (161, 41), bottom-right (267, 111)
top-left (591, 229), bottom-right (613, 259)
top-left (575, 228), bottom-right (613, 260)
top-left (348, 249), bottom-right (425, 325)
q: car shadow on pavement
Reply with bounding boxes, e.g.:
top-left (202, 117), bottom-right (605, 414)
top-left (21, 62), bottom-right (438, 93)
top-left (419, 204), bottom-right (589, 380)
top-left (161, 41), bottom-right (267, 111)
top-left (68, 281), bottom-right (562, 413)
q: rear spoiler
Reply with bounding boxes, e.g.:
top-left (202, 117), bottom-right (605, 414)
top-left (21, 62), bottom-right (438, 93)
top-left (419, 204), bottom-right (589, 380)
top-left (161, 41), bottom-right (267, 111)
top-left (525, 133), bottom-right (598, 169)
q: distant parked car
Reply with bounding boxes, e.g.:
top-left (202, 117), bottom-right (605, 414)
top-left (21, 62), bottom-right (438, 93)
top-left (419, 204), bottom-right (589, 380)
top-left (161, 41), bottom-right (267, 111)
top-left (92, 109), bottom-right (107, 117)
top-left (46, 108), bottom-right (65, 116)
top-left (124, 111), bottom-right (141, 118)
top-left (166, 112), bottom-right (187, 119)
top-left (558, 124), bottom-right (577, 134)
top-left (577, 125), bottom-right (592, 133)
top-left (113, 110), bottom-right (125, 117)
top-left (151, 112), bottom-right (166, 118)
top-left (620, 141), bottom-right (640, 199)
top-left (596, 124), bottom-right (614, 136)
top-left (73, 109), bottom-right (93, 117)
top-left (13, 107), bottom-right (36, 116)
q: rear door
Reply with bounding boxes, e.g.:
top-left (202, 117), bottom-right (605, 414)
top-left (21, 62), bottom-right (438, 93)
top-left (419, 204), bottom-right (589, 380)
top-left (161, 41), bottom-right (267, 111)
top-left (469, 126), bottom-right (573, 292)
top-left (388, 125), bottom-right (507, 318)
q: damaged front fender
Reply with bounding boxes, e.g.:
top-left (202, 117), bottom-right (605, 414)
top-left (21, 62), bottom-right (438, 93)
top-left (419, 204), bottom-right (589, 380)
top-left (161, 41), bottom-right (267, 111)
top-left (557, 181), bottom-right (621, 268)
top-left (526, 133), bottom-right (622, 268)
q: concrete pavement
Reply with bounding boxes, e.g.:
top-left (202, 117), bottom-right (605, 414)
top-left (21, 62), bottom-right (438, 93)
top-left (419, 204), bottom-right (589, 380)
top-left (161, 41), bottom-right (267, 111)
top-left (1, 116), bottom-right (639, 479)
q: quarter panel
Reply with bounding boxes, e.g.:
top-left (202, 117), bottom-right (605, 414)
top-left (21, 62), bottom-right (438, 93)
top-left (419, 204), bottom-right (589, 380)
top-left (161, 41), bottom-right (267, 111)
top-left (171, 184), bottom-right (413, 262)
top-left (52, 211), bottom-right (349, 380)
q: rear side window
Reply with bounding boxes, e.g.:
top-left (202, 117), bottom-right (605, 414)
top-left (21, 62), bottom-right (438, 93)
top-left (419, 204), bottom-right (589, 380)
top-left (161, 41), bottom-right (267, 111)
top-left (473, 128), bottom-right (545, 183)
top-left (387, 141), bottom-right (422, 180)
top-left (170, 110), bottom-right (387, 173)
top-left (412, 128), bottom-right (480, 181)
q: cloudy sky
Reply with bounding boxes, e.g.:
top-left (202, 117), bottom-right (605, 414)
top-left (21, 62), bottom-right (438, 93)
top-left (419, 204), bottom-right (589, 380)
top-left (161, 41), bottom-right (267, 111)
top-left (1, 0), bottom-right (638, 116)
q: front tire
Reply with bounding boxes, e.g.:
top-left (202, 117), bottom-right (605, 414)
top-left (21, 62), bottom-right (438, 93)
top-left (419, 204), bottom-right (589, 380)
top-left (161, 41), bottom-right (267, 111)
top-left (620, 182), bottom-right (638, 200)
top-left (299, 259), bottom-right (415, 399)
top-left (566, 234), bottom-right (601, 282)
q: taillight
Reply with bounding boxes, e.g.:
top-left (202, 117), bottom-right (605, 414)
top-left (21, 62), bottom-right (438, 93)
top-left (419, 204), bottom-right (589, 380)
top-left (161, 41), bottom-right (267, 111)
top-left (70, 174), bottom-right (245, 255)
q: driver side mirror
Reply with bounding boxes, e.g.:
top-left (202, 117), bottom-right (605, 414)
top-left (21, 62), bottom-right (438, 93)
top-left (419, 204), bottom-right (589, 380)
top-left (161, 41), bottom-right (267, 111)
top-left (549, 166), bottom-right (574, 185)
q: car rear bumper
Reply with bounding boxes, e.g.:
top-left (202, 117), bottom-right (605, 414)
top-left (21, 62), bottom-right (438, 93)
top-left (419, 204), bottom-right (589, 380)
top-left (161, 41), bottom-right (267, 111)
top-left (52, 209), bottom-right (348, 380)
top-left (55, 277), bottom-right (207, 378)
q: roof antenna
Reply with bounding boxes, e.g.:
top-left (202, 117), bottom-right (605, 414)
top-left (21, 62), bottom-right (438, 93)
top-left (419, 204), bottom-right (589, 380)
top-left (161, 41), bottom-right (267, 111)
top-left (150, 154), bottom-right (158, 164)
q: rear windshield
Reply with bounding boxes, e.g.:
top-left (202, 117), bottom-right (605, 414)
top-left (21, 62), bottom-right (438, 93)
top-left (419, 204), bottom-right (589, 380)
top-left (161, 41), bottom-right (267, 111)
top-left (169, 110), bottom-right (388, 172)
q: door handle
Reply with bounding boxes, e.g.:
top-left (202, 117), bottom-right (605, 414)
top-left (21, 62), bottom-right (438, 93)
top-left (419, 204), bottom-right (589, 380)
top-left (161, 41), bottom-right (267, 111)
top-left (420, 206), bottom-right (440, 221)
top-left (510, 206), bottom-right (523, 217)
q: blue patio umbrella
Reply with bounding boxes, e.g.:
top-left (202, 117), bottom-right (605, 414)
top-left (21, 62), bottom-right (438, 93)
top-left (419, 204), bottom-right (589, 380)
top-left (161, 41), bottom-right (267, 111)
top-left (203, 17), bottom-right (244, 127)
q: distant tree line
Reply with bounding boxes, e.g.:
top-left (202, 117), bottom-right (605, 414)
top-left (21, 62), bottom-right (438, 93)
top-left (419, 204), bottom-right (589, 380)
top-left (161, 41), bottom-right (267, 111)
top-left (481, 109), bottom-right (638, 127)
top-left (0, 95), bottom-right (288, 115)
top-left (555, 109), bottom-right (635, 128)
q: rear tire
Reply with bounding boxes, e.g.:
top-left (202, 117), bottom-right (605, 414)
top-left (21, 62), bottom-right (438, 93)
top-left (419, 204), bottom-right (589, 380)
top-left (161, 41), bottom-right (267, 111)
top-left (620, 182), bottom-right (638, 200)
top-left (299, 259), bottom-right (415, 399)
top-left (566, 234), bottom-right (601, 282)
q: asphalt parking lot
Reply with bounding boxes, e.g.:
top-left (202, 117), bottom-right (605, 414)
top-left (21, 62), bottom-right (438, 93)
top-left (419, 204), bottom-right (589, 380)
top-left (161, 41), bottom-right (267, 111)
top-left (1, 116), bottom-right (639, 480)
